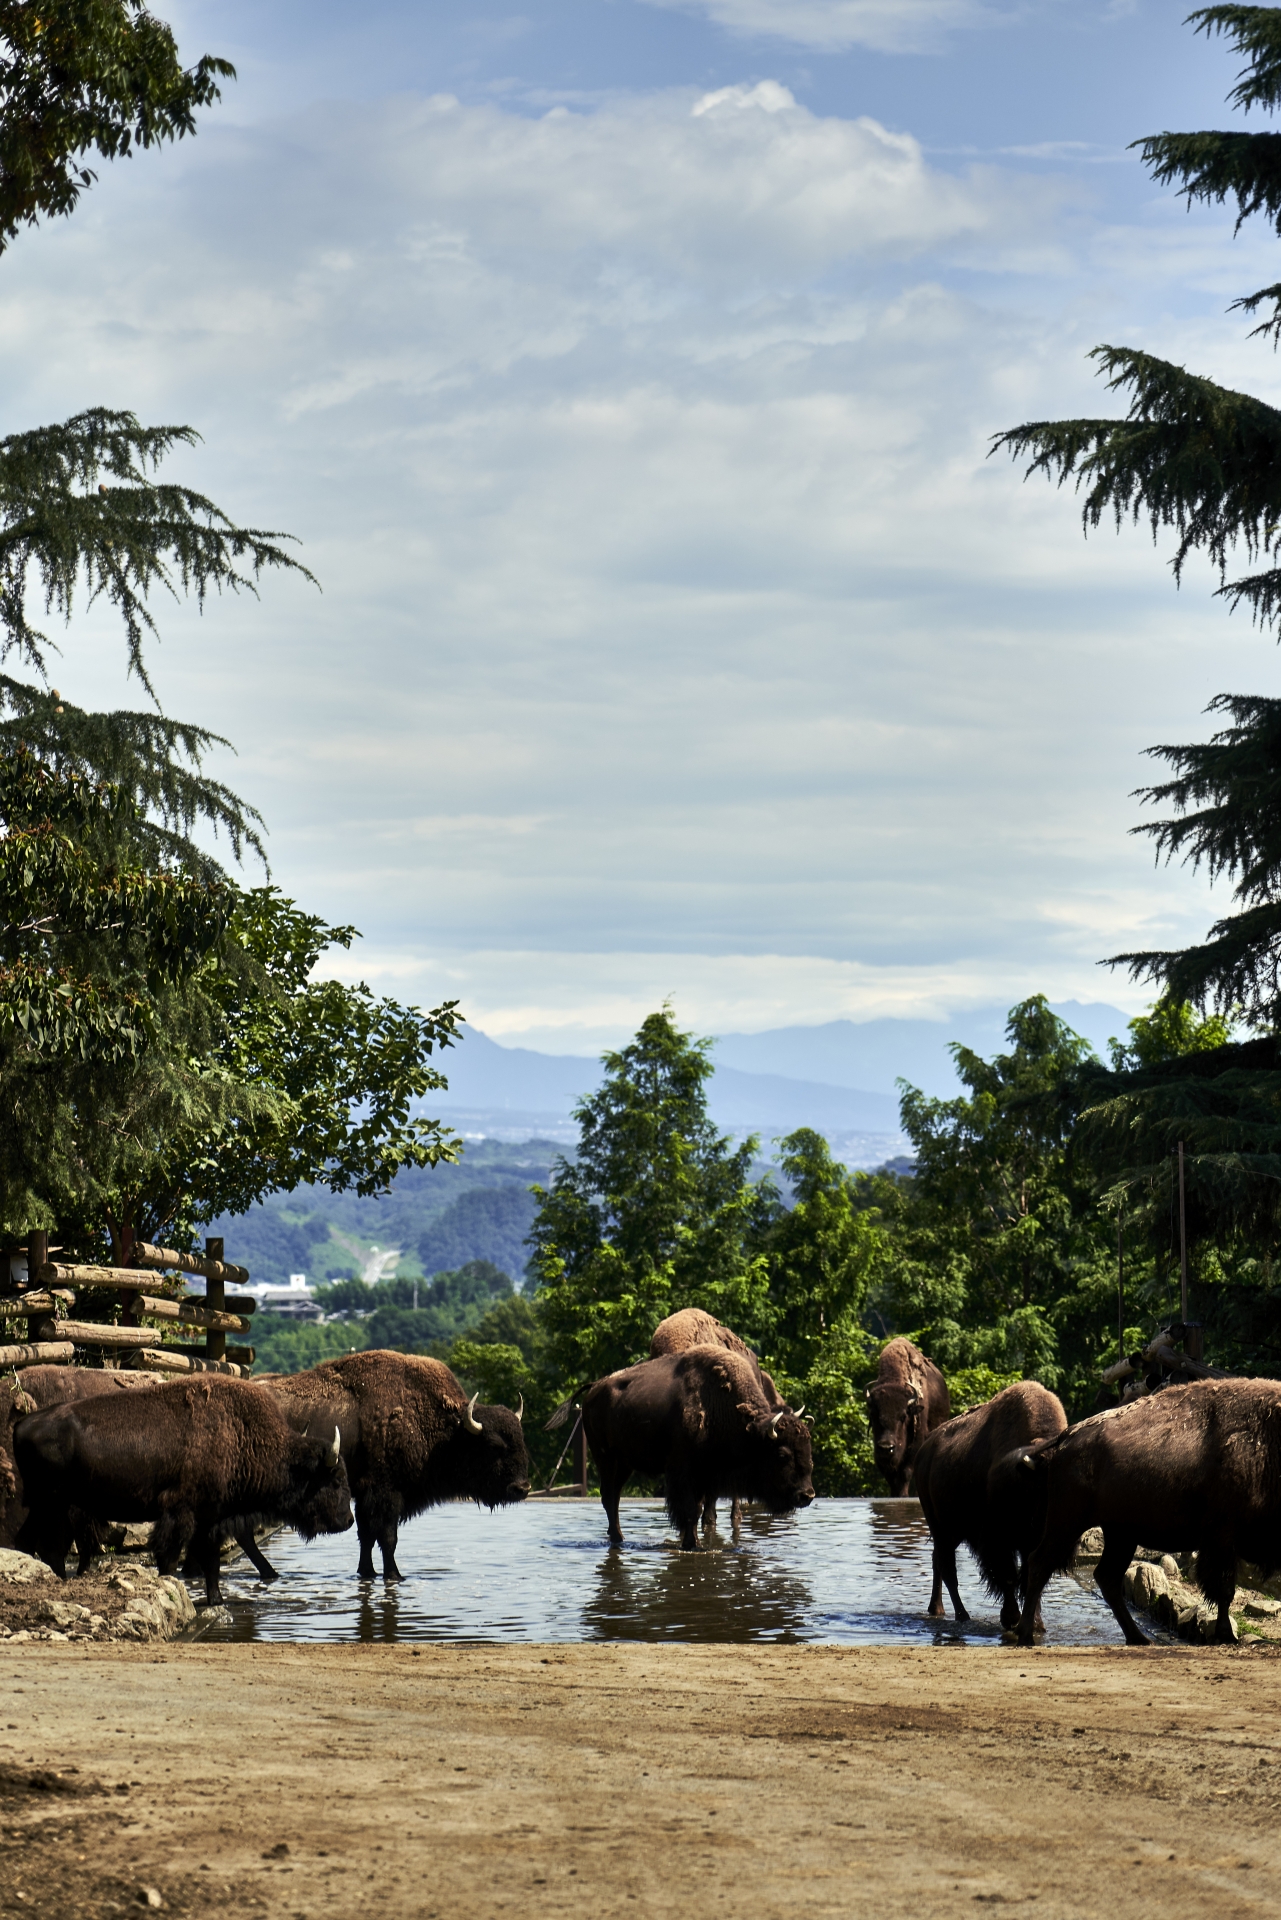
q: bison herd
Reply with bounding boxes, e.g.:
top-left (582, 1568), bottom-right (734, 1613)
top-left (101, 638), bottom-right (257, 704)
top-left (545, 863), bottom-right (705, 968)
top-left (2, 1312), bottom-right (1275, 1647)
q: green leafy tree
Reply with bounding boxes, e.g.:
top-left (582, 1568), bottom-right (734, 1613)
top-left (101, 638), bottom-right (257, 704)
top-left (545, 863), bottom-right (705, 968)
top-left (879, 998), bottom-right (1114, 1408)
top-left (51, 888), bottom-right (462, 1262)
top-left (0, 0), bottom-right (232, 249)
top-left (745, 1129), bottom-right (888, 1493)
top-left (0, 746), bottom-right (227, 1231)
top-left (529, 1009), bottom-right (769, 1387)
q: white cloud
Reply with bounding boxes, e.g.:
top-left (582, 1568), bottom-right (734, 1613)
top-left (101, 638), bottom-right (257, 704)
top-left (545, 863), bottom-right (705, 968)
top-left (638, 0), bottom-right (1004, 56)
top-left (0, 78), bottom-right (1258, 1042)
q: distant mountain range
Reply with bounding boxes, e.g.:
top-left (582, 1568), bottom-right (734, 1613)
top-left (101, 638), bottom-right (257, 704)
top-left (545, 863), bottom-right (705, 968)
top-left (424, 1000), bottom-right (1131, 1158)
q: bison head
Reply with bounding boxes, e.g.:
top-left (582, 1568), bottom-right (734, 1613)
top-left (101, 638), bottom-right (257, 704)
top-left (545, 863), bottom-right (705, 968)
top-left (444, 1395), bottom-right (532, 1508)
top-left (748, 1408), bottom-right (815, 1514)
top-left (287, 1427), bottom-right (356, 1539)
top-left (866, 1382), bottom-right (925, 1495)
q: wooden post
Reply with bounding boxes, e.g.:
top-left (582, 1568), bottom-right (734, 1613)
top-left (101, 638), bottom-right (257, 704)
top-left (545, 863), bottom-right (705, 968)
top-left (204, 1236), bottom-right (226, 1362)
top-left (1177, 1140), bottom-right (1189, 1326)
top-left (24, 1232), bottom-right (54, 1340)
top-left (574, 1409), bottom-right (588, 1496)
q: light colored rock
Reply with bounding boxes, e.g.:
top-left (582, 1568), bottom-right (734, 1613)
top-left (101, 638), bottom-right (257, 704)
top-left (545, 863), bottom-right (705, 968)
top-left (1161, 1555), bottom-right (1180, 1581)
top-left (0, 1550), bottom-right (54, 1586)
top-left (1076, 1528), bottom-right (1104, 1559)
top-left (1126, 1561), bottom-right (1169, 1607)
top-left (1244, 1598), bottom-right (1281, 1619)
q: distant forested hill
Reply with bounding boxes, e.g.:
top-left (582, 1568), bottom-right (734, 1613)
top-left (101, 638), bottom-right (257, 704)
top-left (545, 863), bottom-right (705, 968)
top-left (208, 1140), bottom-right (560, 1289)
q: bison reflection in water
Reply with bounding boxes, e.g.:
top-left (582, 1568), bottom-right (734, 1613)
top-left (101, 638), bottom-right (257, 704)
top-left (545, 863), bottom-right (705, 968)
top-left (263, 1351), bottom-right (531, 1580)
top-left (582, 1344), bottom-right (815, 1550)
top-left (584, 1511), bottom-right (812, 1641)
top-left (14, 1376), bottom-right (353, 1605)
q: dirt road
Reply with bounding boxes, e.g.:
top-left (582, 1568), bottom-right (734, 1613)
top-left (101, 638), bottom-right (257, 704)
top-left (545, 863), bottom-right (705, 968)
top-left (3, 1641), bottom-right (1280, 1919)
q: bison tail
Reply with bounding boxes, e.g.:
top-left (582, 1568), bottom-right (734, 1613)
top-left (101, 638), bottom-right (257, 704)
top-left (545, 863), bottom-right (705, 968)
top-left (545, 1398), bottom-right (575, 1432)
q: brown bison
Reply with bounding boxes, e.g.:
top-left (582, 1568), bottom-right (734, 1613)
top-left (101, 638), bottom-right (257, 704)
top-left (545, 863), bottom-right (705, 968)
top-left (264, 1350), bottom-right (531, 1580)
top-left (1015, 1378), bottom-right (1281, 1647)
top-left (0, 1366), bottom-right (279, 1585)
top-left (866, 1338), bottom-right (950, 1494)
top-left (913, 1381), bottom-right (1067, 1628)
top-left (582, 1344), bottom-right (815, 1550)
top-left (649, 1309), bottom-right (789, 1531)
top-left (14, 1375), bottom-right (352, 1604)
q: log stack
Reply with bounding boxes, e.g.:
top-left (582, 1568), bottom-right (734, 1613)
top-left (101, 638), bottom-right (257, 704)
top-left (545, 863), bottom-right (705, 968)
top-left (0, 1233), bottom-right (256, 1376)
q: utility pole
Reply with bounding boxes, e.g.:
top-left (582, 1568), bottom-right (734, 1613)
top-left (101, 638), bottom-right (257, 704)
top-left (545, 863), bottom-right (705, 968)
top-left (1117, 1210), bottom-right (1124, 1359)
top-left (1177, 1139), bottom-right (1189, 1325)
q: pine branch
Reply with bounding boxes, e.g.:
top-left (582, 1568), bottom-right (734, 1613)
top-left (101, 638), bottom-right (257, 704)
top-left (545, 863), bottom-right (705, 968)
top-left (1135, 129), bottom-right (1281, 232)
top-left (0, 675), bottom-right (266, 874)
top-left (0, 409), bottom-right (318, 699)
top-left (1188, 7), bottom-right (1281, 113)
top-left (993, 347), bottom-right (1281, 624)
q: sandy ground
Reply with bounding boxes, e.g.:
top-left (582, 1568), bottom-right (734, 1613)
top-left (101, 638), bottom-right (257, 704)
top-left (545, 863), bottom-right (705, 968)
top-left (3, 1640), bottom-right (1281, 1919)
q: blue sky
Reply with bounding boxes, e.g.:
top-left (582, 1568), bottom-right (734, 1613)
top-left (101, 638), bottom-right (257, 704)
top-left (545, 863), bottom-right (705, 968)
top-left (4, 0), bottom-right (1278, 1050)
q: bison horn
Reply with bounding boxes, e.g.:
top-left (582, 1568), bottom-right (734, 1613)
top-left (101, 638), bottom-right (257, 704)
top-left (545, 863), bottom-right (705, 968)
top-left (464, 1392), bottom-right (483, 1434)
top-left (771, 1411), bottom-right (785, 1432)
top-left (327, 1426), bottom-right (341, 1465)
top-left (514, 1395), bottom-right (524, 1424)
top-left (792, 1403), bottom-right (805, 1417)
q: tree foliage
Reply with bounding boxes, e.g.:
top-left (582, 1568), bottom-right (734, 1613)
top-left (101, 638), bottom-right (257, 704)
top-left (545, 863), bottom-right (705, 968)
top-left (993, 8), bottom-right (1281, 633)
top-left (0, 0), bottom-right (232, 249)
top-left (528, 1008), bottom-right (768, 1386)
top-left (878, 998), bottom-right (1114, 1400)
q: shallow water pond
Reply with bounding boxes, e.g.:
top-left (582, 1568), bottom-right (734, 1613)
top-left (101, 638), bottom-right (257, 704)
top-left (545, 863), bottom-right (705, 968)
top-left (201, 1497), bottom-right (1121, 1646)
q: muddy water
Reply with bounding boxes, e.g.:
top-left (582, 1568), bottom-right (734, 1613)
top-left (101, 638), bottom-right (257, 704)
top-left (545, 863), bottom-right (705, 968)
top-left (202, 1497), bottom-right (1120, 1646)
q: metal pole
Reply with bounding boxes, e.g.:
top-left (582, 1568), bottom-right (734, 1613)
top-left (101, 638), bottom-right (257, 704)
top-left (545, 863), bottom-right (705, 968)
top-left (1177, 1140), bottom-right (1189, 1326)
top-left (1117, 1211), bottom-right (1124, 1359)
top-left (574, 1414), bottom-right (588, 1496)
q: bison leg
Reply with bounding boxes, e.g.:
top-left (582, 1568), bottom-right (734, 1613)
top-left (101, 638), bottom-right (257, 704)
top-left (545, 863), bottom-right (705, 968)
top-left (234, 1523), bottom-right (280, 1584)
top-left (597, 1455), bottom-right (630, 1544)
top-left (666, 1482), bottom-right (704, 1551)
top-left (151, 1508), bottom-right (197, 1581)
top-left (1017, 1530), bottom-right (1075, 1646)
top-left (931, 1539), bottom-right (970, 1623)
top-left (18, 1511), bottom-right (72, 1580)
top-left (700, 1496), bottom-right (717, 1533)
top-left (1093, 1530), bottom-right (1150, 1647)
top-left (1196, 1543), bottom-right (1239, 1644)
top-left (189, 1530), bottom-right (225, 1607)
top-left (354, 1492), bottom-right (404, 1580)
top-left (72, 1512), bottom-right (106, 1577)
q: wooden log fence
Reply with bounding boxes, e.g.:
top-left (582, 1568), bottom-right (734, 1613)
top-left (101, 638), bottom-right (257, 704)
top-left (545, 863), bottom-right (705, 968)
top-left (0, 1234), bottom-right (257, 1375)
top-left (0, 1341), bottom-right (75, 1368)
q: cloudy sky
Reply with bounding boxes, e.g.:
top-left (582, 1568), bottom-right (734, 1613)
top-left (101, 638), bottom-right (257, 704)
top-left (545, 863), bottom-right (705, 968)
top-left (5, 0), bottom-right (1278, 1051)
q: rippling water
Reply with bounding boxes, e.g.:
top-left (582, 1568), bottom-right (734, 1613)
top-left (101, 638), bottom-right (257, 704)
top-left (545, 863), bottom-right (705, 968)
top-left (200, 1497), bottom-right (1121, 1646)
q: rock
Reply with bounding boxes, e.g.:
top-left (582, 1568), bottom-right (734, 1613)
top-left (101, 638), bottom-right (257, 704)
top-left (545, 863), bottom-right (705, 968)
top-left (1244, 1598), bottom-right (1281, 1619)
top-left (137, 1887), bottom-right (163, 1909)
top-left (1126, 1561), bottom-right (1169, 1608)
top-left (0, 1550), bottom-right (54, 1586)
top-left (1161, 1555), bottom-right (1180, 1581)
top-left (1076, 1528), bottom-right (1104, 1559)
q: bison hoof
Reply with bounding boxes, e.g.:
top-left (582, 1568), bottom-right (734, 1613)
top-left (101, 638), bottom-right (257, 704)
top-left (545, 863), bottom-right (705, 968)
top-left (926, 1603), bottom-right (945, 1619)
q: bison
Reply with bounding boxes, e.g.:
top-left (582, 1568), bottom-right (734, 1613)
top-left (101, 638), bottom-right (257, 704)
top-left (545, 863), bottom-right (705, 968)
top-left (0, 1365), bottom-right (280, 1585)
top-left (913, 1381), bottom-right (1067, 1629)
top-left (866, 1338), bottom-right (950, 1495)
top-left (263, 1349), bottom-right (531, 1580)
top-left (582, 1344), bottom-right (815, 1550)
top-left (649, 1308), bottom-right (789, 1532)
top-left (1015, 1378), bottom-right (1281, 1647)
top-left (14, 1375), bottom-right (353, 1604)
